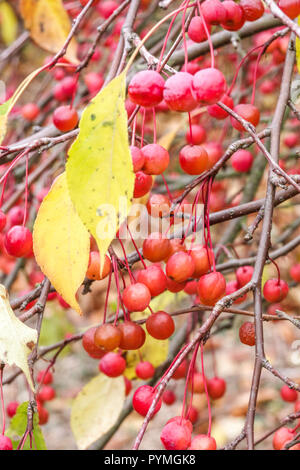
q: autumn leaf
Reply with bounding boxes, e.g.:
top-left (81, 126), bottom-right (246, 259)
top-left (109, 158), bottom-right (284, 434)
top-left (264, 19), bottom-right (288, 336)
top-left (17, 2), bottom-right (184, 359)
top-left (150, 289), bottom-right (187, 312)
top-left (66, 71), bottom-right (135, 273)
top-left (0, 98), bottom-right (12, 146)
top-left (262, 264), bottom-right (271, 288)
top-left (6, 402), bottom-right (46, 450)
top-left (71, 374), bottom-right (125, 450)
top-left (0, 285), bottom-right (37, 391)
top-left (0, 2), bottom-right (18, 46)
top-left (124, 311), bottom-right (169, 380)
top-left (157, 119), bottom-right (183, 151)
top-left (20, 0), bottom-right (78, 64)
top-left (33, 172), bottom-right (90, 314)
top-left (297, 16), bottom-right (300, 74)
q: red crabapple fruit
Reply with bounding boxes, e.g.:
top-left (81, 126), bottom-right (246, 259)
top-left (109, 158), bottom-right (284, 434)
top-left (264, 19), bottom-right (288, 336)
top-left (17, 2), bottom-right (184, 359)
top-left (132, 385), bottom-right (162, 417)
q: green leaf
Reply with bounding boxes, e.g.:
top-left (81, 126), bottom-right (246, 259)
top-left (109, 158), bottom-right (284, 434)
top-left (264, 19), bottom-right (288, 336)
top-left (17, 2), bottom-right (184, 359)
top-left (66, 71), bottom-right (135, 272)
top-left (71, 374), bottom-right (125, 450)
top-left (6, 402), bottom-right (46, 450)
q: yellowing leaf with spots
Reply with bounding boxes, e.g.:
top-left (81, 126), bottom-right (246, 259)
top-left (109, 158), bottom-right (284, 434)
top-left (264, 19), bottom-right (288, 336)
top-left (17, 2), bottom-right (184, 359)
top-left (66, 71), bottom-right (135, 272)
top-left (33, 172), bottom-right (90, 314)
top-left (124, 312), bottom-right (169, 380)
top-left (0, 285), bottom-right (37, 391)
top-left (20, 0), bottom-right (78, 64)
top-left (0, 2), bottom-right (18, 45)
top-left (71, 374), bottom-right (125, 450)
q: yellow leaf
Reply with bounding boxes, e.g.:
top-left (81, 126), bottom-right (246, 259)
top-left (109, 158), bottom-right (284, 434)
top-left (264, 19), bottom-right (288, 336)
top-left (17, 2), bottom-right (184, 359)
top-left (124, 312), bottom-right (169, 380)
top-left (131, 122), bottom-right (180, 206)
top-left (124, 291), bottom-right (184, 379)
top-left (33, 172), bottom-right (90, 314)
top-left (158, 121), bottom-right (182, 151)
top-left (20, 0), bottom-right (78, 64)
top-left (66, 71), bottom-right (135, 273)
top-left (71, 374), bottom-right (125, 450)
top-left (0, 2), bottom-right (18, 45)
top-left (0, 285), bottom-right (37, 391)
top-left (297, 16), bottom-right (300, 74)
top-left (0, 65), bottom-right (45, 145)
